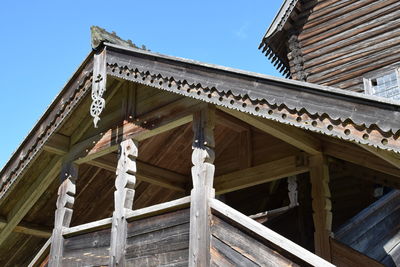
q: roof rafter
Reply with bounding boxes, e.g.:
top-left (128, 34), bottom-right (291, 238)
top-left (218, 107), bottom-right (321, 155)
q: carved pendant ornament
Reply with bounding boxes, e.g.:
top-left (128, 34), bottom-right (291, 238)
top-left (91, 50), bottom-right (107, 128)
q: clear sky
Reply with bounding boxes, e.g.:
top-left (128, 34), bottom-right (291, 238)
top-left (0, 0), bottom-right (283, 168)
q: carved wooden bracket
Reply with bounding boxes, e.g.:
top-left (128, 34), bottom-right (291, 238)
top-left (91, 49), bottom-right (107, 128)
top-left (110, 139), bottom-right (138, 266)
top-left (49, 163), bottom-right (78, 267)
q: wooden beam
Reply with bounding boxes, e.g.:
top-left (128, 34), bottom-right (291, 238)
top-left (0, 217), bottom-right (51, 238)
top-left (310, 154), bottom-right (332, 262)
top-left (358, 144), bottom-right (400, 169)
top-left (189, 105), bottom-right (215, 267)
top-left (0, 156), bottom-right (63, 246)
top-left (88, 154), bottom-right (187, 192)
top-left (110, 139), bottom-right (137, 266)
top-left (49, 162), bottom-right (78, 266)
top-left (323, 138), bottom-right (400, 177)
top-left (43, 133), bottom-right (70, 156)
top-left (216, 109), bottom-right (250, 132)
top-left (28, 238), bottom-right (51, 267)
top-left (215, 154), bottom-right (309, 194)
top-left (218, 107), bottom-right (321, 155)
top-left (68, 98), bottom-right (198, 165)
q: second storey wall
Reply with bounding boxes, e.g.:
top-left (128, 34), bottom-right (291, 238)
top-left (289, 0), bottom-right (400, 92)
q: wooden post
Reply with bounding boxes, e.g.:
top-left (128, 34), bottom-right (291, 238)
top-left (109, 139), bottom-right (138, 267)
top-left (310, 154), bottom-right (332, 261)
top-left (189, 105), bottom-right (215, 267)
top-left (48, 163), bottom-right (78, 267)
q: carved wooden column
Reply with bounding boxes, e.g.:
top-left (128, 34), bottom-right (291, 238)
top-left (310, 154), bottom-right (332, 261)
top-left (110, 139), bottom-right (138, 267)
top-left (49, 163), bottom-right (78, 267)
top-left (189, 105), bottom-right (215, 267)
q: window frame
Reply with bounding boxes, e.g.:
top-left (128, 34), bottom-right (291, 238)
top-left (363, 67), bottom-right (400, 99)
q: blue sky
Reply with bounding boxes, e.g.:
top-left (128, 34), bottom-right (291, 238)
top-left (0, 0), bottom-right (282, 168)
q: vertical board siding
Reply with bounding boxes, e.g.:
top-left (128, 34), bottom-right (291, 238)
top-left (290, 0), bottom-right (400, 92)
top-left (125, 208), bottom-right (190, 266)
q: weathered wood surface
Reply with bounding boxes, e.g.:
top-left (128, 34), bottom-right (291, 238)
top-left (125, 208), bottom-right (190, 266)
top-left (210, 198), bottom-right (334, 267)
top-left (110, 139), bottom-right (138, 266)
top-left (287, 0), bottom-right (400, 91)
top-left (211, 214), bottom-right (301, 266)
top-left (49, 163), bottom-right (78, 267)
top-left (330, 238), bottom-right (384, 267)
top-left (62, 227), bottom-right (111, 266)
top-left (28, 238), bottom-right (51, 267)
top-left (189, 105), bottom-right (216, 267)
top-left (334, 190), bottom-right (400, 265)
top-left (310, 154), bottom-right (332, 261)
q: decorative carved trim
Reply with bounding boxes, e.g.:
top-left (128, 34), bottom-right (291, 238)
top-left (0, 58), bottom-right (93, 200)
top-left (49, 163), bottom-right (78, 267)
top-left (106, 61), bottom-right (400, 153)
top-left (91, 50), bottom-right (107, 128)
top-left (189, 105), bottom-right (215, 267)
top-left (110, 139), bottom-right (137, 266)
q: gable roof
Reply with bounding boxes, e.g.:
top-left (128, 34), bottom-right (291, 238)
top-left (2, 28), bottom-right (400, 200)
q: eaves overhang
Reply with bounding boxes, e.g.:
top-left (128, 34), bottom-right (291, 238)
top-left (2, 41), bottom-right (400, 201)
top-left (259, 0), bottom-right (300, 77)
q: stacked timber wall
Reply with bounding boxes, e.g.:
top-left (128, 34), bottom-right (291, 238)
top-left (289, 0), bottom-right (400, 91)
top-left (210, 214), bottom-right (311, 266)
top-left (59, 208), bottom-right (189, 266)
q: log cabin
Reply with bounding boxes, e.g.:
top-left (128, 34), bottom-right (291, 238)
top-left (1, 0), bottom-right (400, 266)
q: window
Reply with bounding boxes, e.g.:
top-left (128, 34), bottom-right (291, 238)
top-left (364, 69), bottom-right (400, 100)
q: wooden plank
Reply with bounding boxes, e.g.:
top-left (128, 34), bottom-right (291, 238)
top-left (0, 156), bottom-right (62, 246)
top-left (110, 139), bottom-right (138, 266)
top-left (323, 138), bottom-right (400, 177)
top-left (126, 196), bottom-right (191, 222)
top-left (211, 236), bottom-right (259, 267)
top-left (330, 238), bottom-right (384, 267)
top-left (69, 98), bottom-right (198, 165)
top-left (215, 154), bottom-right (309, 194)
top-left (49, 163), bottom-right (78, 267)
top-left (88, 154), bottom-right (187, 192)
top-left (62, 217), bottom-right (113, 237)
top-left (0, 217), bottom-right (51, 238)
top-left (62, 227), bottom-right (111, 266)
top-left (218, 107), bottom-right (321, 155)
top-left (209, 198), bottom-right (334, 267)
top-left (310, 154), bottom-right (332, 261)
top-left (189, 105), bottom-right (215, 267)
top-left (28, 238), bottom-right (51, 267)
top-left (43, 133), bottom-right (70, 156)
top-left (358, 144), bottom-right (400, 169)
top-left (212, 215), bottom-right (299, 266)
top-left (126, 223), bottom-right (189, 258)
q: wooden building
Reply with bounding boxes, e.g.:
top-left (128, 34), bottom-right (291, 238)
top-left (1, 1), bottom-right (400, 266)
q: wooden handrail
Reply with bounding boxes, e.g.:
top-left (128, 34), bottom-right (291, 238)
top-left (28, 237), bottom-right (51, 267)
top-left (62, 196), bottom-right (191, 237)
top-left (209, 198), bottom-right (335, 267)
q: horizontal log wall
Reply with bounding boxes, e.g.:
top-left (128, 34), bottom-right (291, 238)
top-left (125, 208), bottom-right (190, 266)
top-left (290, 0), bottom-right (400, 92)
top-left (211, 214), bottom-right (309, 266)
top-left (62, 227), bottom-right (111, 266)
